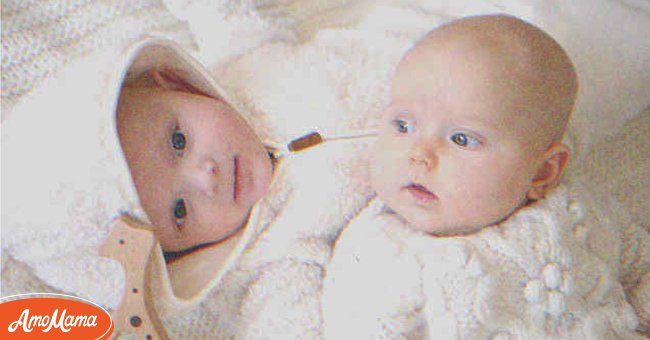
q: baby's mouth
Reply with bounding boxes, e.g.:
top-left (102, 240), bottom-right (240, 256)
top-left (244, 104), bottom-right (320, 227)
top-left (233, 156), bottom-right (241, 201)
top-left (403, 183), bottom-right (438, 204)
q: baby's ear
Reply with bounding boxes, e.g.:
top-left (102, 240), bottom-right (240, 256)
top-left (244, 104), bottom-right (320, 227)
top-left (527, 142), bottom-right (570, 200)
top-left (150, 69), bottom-right (205, 96)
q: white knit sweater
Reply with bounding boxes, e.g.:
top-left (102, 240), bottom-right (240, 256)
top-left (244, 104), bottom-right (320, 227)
top-left (323, 185), bottom-right (650, 339)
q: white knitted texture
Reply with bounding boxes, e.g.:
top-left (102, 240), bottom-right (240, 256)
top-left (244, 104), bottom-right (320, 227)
top-left (1, 0), bottom-right (193, 119)
top-left (568, 107), bottom-right (650, 232)
top-left (159, 139), bottom-right (375, 339)
top-left (324, 186), bottom-right (647, 339)
top-left (2, 0), bottom-right (649, 338)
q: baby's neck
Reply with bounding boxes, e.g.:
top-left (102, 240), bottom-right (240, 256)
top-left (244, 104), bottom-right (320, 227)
top-left (164, 225), bottom-right (245, 299)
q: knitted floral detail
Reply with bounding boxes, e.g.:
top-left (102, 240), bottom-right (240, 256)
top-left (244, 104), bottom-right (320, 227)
top-left (568, 199), bottom-right (589, 245)
top-left (522, 194), bottom-right (586, 326)
top-left (524, 262), bottom-right (573, 318)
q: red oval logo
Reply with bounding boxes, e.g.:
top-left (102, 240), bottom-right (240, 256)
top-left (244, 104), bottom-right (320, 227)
top-left (0, 293), bottom-right (114, 339)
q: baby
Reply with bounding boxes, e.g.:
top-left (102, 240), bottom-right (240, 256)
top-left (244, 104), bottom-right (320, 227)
top-left (371, 13), bottom-right (574, 236)
top-left (323, 14), bottom-right (650, 339)
top-left (4, 32), bottom-right (374, 338)
top-left (3, 33), bottom-right (376, 338)
top-left (116, 39), bottom-right (377, 338)
top-left (2, 35), bottom-right (282, 315)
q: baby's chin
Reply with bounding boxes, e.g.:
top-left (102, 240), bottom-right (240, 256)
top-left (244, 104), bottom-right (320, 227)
top-left (390, 206), bottom-right (497, 237)
top-left (417, 222), bottom-right (486, 237)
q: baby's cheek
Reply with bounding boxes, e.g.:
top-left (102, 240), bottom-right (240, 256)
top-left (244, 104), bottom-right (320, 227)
top-left (448, 166), bottom-right (502, 202)
top-left (370, 149), bottom-right (397, 198)
top-left (371, 139), bottom-right (392, 169)
top-left (369, 155), bottom-right (387, 193)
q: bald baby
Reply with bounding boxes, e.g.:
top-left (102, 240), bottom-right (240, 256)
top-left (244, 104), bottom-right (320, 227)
top-left (409, 14), bottom-right (578, 151)
top-left (372, 14), bottom-right (578, 235)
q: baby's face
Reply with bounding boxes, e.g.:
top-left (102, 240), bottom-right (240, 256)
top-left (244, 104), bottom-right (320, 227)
top-left (372, 41), bottom-right (545, 236)
top-left (117, 85), bottom-right (273, 251)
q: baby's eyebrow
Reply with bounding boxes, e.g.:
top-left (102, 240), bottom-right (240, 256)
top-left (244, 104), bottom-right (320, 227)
top-left (451, 113), bottom-right (498, 128)
top-left (387, 100), bottom-right (411, 109)
top-left (453, 124), bottom-right (494, 140)
top-left (387, 105), bottom-right (415, 118)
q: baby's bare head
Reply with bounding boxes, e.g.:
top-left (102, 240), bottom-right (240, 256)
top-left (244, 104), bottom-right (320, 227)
top-left (373, 15), bottom-right (578, 236)
top-left (397, 14), bottom-right (577, 153)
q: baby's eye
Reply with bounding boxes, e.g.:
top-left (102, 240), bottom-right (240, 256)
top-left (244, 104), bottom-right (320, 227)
top-left (173, 198), bottom-right (186, 230)
top-left (171, 129), bottom-right (186, 156)
top-left (392, 119), bottom-right (413, 134)
top-left (450, 132), bottom-right (480, 148)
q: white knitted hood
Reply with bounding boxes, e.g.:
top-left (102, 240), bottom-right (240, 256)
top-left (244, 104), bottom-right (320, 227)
top-left (1, 36), bottom-right (244, 309)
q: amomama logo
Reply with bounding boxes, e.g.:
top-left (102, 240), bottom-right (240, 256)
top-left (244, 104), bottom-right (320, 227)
top-left (0, 293), bottom-right (113, 339)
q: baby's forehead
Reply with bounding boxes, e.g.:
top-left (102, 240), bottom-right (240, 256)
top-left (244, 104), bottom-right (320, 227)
top-left (406, 35), bottom-right (535, 82)
top-left (394, 16), bottom-right (576, 140)
top-left (405, 15), bottom-right (572, 78)
top-left (392, 47), bottom-right (531, 113)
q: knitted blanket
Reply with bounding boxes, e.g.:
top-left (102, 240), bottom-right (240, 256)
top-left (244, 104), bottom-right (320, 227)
top-left (0, 0), bottom-right (194, 120)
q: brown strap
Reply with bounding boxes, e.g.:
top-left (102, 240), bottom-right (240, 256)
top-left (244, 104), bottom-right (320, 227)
top-left (287, 131), bottom-right (323, 152)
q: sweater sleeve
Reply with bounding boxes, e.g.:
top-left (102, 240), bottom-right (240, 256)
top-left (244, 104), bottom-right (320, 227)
top-left (620, 221), bottom-right (650, 334)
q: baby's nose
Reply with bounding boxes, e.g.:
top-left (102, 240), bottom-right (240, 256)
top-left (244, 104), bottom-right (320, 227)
top-left (409, 141), bottom-right (438, 169)
top-left (187, 158), bottom-right (219, 196)
top-left (200, 158), bottom-right (218, 176)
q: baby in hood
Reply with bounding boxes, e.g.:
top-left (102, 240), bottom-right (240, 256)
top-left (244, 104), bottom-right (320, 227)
top-left (3, 34), bottom-right (377, 338)
top-left (323, 14), bottom-right (650, 339)
top-left (2, 36), bottom-right (275, 311)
